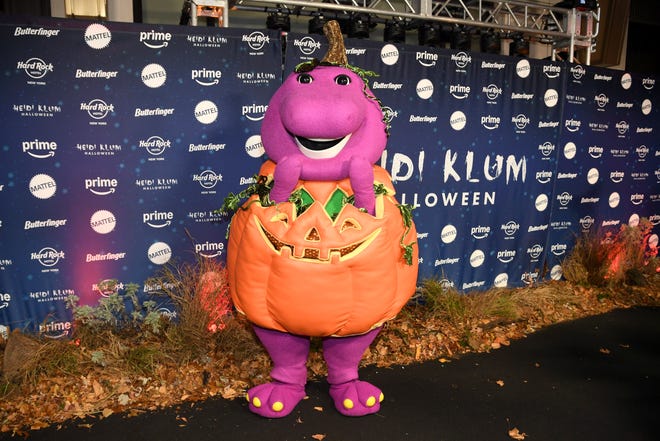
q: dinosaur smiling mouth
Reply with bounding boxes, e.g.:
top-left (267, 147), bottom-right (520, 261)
top-left (294, 134), bottom-right (351, 159)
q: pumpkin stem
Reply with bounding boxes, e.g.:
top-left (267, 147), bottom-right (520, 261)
top-left (320, 20), bottom-right (348, 66)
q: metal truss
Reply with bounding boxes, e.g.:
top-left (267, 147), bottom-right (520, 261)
top-left (231, 0), bottom-right (600, 63)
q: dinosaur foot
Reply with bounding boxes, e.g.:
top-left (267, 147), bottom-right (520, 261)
top-left (329, 380), bottom-right (383, 417)
top-left (246, 381), bottom-right (306, 418)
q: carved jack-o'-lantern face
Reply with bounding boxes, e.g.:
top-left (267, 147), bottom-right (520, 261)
top-left (226, 162), bottom-right (418, 337)
top-left (255, 187), bottom-right (382, 263)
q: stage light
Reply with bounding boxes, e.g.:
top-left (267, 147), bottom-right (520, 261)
top-left (383, 19), bottom-right (406, 43)
top-left (554, 0), bottom-right (598, 11)
top-left (266, 11), bottom-right (290, 32)
top-left (480, 30), bottom-right (500, 54)
top-left (348, 13), bottom-right (370, 39)
top-left (450, 26), bottom-right (471, 51)
top-left (509, 34), bottom-right (529, 57)
top-left (418, 22), bottom-right (447, 47)
top-left (308, 14), bottom-right (328, 35)
top-left (64, 0), bottom-right (107, 19)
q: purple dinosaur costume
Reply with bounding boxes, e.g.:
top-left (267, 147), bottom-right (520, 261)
top-left (228, 21), bottom-right (416, 418)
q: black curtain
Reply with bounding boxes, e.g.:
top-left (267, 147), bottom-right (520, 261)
top-left (0, 0), bottom-right (51, 16)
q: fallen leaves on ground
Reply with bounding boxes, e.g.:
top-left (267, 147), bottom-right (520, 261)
top-left (508, 427), bottom-right (527, 440)
top-left (0, 280), bottom-right (657, 436)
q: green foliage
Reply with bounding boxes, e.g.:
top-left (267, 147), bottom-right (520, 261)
top-left (124, 345), bottom-right (159, 375)
top-left (419, 278), bottom-right (526, 330)
top-left (419, 278), bottom-right (469, 326)
top-left (90, 350), bottom-right (106, 367)
top-left (397, 202), bottom-right (415, 266)
top-left (65, 281), bottom-right (164, 339)
top-left (217, 175), bottom-right (274, 215)
top-left (217, 175), bottom-right (274, 239)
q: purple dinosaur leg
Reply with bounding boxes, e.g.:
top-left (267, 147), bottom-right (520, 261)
top-left (247, 326), bottom-right (309, 418)
top-left (322, 327), bottom-right (382, 417)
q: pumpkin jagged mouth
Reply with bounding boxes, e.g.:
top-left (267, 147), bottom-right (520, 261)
top-left (294, 133), bottom-right (351, 160)
top-left (255, 218), bottom-right (380, 263)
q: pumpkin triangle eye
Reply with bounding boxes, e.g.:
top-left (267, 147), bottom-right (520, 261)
top-left (340, 218), bottom-right (361, 233)
top-left (325, 189), bottom-right (349, 220)
top-left (305, 227), bottom-right (321, 241)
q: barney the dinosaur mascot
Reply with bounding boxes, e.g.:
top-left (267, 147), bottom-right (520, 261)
top-left (226, 20), bottom-right (418, 418)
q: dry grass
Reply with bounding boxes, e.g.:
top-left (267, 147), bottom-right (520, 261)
top-left (147, 257), bottom-right (233, 363)
top-left (562, 218), bottom-right (658, 287)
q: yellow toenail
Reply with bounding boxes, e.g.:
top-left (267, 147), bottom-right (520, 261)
top-left (366, 396), bottom-right (376, 407)
top-left (343, 398), bottom-right (354, 409)
top-left (272, 401), bottom-right (284, 412)
top-left (252, 397), bottom-right (262, 408)
top-left (379, 392), bottom-right (384, 402)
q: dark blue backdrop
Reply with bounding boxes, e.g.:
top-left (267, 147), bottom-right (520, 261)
top-left (1, 17), bottom-right (658, 338)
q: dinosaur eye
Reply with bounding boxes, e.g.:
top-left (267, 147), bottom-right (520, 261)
top-left (297, 73), bottom-right (313, 84)
top-left (334, 74), bottom-right (351, 85)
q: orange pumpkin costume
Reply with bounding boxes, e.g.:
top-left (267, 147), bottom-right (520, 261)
top-left (227, 160), bottom-right (418, 337)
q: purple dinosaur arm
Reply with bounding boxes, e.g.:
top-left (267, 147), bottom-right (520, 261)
top-left (270, 155), bottom-right (303, 203)
top-left (348, 157), bottom-right (376, 215)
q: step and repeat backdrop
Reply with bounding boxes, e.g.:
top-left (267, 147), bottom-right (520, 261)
top-left (1, 16), bottom-right (658, 337)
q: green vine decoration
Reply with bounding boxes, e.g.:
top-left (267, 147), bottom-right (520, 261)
top-left (217, 175), bottom-right (274, 215)
top-left (216, 175), bottom-right (274, 238)
top-left (288, 188), bottom-right (314, 216)
top-left (397, 203), bottom-right (416, 266)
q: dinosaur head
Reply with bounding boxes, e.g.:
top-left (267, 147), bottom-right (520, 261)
top-left (260, 21), bottom-right (388, 173)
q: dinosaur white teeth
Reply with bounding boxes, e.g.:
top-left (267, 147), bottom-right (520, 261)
top-left (296, 133), bottom-right (352, 159)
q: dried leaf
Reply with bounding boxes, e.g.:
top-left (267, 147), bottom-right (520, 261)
top-left (221, 385), bottom-right (239, 399)
top-left (312, 434), bottom-right (326, 440)
top-left (102, 408), bottom-right (113, 418)
top-left (496, 380), bottom-right (505, 387)
top-left (508, 427), bottom-right (527, 440)
top-left (118, 394), bottom-right (130, 406)
top-left (314, 406), bottom-right (324, 412)
top-left (599, 347), bottom-right (611, 354)
top-left (92, 380), bottom-right (104, 397)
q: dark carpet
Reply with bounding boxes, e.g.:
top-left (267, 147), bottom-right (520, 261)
top-left (10, 306), bottom-right (660, 441)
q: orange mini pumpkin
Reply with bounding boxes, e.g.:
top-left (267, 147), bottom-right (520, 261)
top-left (227, 160), bottom-right (418, 337)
